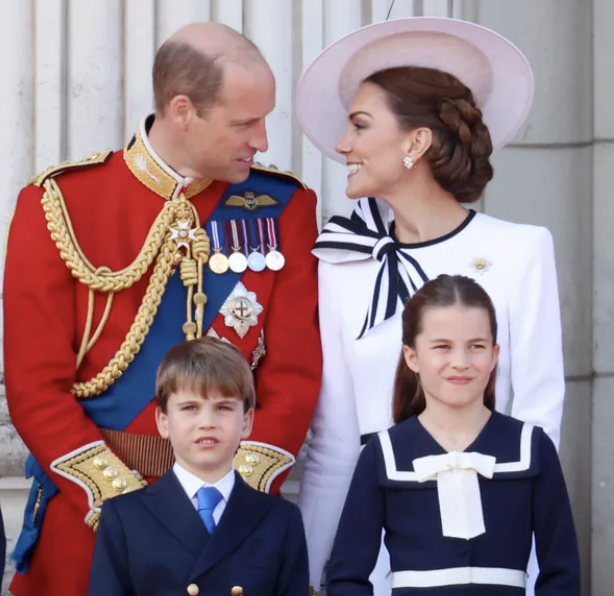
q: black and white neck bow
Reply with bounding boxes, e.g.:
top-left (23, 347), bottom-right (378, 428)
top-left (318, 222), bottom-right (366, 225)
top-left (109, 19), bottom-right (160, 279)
top-left (313, 198), bottom-right (429, 338)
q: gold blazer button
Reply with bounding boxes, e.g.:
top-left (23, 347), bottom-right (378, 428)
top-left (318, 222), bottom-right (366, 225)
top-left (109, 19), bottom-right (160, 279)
top-left (187, 584), bottom-right (199, 596)
top-left (231, 587), bottom-right (244, 596)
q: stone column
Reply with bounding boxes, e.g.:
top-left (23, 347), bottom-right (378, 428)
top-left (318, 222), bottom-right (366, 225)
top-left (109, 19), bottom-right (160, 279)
top-left (475, 1), bottom-right (593, 594)
top-left (592, 0), bottom-right (614, 594)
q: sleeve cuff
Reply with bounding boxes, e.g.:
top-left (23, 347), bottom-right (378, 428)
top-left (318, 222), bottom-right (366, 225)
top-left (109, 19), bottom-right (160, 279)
top-left (233, 441), bottom-right (295, 493)
top-left (50, 441), bottom-right (148, 530)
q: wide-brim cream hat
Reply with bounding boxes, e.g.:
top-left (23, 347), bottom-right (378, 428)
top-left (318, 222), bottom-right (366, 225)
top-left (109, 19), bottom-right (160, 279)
top-left (296, 17), bottom-right (534, 163)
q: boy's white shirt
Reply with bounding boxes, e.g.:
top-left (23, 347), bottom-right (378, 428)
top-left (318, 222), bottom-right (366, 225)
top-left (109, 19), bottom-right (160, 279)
top-left (173, 462), bottom-right (235, 524)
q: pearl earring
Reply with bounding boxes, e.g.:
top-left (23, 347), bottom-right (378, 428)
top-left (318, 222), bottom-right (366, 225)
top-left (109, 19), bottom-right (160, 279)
top-left (403, 156), bottom-right (415, 170)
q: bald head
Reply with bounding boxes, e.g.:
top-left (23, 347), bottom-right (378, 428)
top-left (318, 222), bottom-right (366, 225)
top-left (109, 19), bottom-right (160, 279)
top-left (153, 22), bottom-right (270, 115)
top-left (169, 22), bottom-right (264, 63)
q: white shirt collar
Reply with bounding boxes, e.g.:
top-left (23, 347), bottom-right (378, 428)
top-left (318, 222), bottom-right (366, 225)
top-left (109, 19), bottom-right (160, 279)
top-left (173, 462), bottom-right (236, 503)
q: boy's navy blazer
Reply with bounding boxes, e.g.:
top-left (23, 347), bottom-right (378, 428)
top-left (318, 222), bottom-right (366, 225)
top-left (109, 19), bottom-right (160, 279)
top-left (87, 469), bottom-right (309, 596)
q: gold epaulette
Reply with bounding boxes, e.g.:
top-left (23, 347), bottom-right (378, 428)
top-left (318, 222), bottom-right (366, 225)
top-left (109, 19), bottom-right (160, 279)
top-left (50, 441), bottom-right (148, 532)
top-left (28, 150), bottom-right (113, 188)
top-left (233, 441), bottom-right (295, 493)
top-left (251, 162), bottom-right (308, 190)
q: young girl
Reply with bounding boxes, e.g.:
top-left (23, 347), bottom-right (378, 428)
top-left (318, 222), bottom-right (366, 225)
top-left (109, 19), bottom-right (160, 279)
top-left (326, 275), bottom-right (580, 596)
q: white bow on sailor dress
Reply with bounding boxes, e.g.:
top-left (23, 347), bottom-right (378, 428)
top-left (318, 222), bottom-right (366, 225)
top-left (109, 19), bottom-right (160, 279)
top-left (412, 451), bottom-right (496, 540)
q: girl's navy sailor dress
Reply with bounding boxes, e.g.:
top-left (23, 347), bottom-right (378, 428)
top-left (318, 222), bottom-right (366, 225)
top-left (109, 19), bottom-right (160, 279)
top-left (327, 411), bottom-right (580, 596)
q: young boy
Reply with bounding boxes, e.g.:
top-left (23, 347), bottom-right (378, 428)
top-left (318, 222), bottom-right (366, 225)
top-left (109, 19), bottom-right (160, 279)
top-left (87, 337), bottom-right (310, 596)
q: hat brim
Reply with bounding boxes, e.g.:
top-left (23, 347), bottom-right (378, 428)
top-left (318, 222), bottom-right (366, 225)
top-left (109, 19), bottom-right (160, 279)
top-left (296, 17), bottom-right (534, 163)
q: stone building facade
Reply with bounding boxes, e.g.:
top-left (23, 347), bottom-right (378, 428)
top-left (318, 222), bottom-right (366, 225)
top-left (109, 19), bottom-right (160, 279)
top-left (0, 1), bottom-right (609, 594)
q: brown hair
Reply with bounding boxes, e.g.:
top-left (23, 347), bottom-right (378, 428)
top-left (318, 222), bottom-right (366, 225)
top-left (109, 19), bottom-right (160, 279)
top-left (156, 337), bottom-right (255, 413)
top-left (153, 41), bottom-right (224, 116)
top-left (364, 66), bottom-right (494, 203)
top-left (392, 274), bottom-right (497, 424)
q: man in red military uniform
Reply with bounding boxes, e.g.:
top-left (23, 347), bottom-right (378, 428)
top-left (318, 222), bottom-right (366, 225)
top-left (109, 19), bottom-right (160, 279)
top-left (4, 23), bottom-right (321, 596)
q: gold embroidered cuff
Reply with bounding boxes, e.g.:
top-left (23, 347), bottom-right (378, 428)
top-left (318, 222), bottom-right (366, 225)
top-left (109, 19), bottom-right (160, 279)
top-left (309, 586), bottom-right (318, 596)
top-left (86, 509), bottom-right (101, 532)
top-left (51, 441), bottom-right (148, 530)
top-left (233, 441), bottom-right (295, 493)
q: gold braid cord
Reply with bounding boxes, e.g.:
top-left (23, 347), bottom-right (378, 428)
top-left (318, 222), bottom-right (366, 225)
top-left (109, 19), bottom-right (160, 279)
top-left (41, 178), bottom-right (210, 399)
top-left (42, 178), bottom-right (176, 293)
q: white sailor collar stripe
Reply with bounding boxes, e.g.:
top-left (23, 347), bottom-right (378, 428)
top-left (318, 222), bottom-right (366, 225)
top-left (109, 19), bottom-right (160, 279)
top-left (378, 422), bottom-right (535, 482)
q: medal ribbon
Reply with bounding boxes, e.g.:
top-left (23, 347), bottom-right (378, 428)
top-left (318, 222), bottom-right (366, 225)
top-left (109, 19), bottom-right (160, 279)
top-left (211, 221), bottom-right (223, 253)
top-left (257, 219), bottom-right (267, 255)
top-left (266, 217), bottom-right (279, 251)
top-left (230, 219), bottom-right (242, 253)
top-left (241, 220), bottom-right (250, 256)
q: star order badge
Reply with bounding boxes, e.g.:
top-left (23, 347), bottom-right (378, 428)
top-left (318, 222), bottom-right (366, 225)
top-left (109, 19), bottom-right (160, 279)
top-left (170, 220), bottom-right (198, 250)
top-left (220, 282), bottom-right (264, 339)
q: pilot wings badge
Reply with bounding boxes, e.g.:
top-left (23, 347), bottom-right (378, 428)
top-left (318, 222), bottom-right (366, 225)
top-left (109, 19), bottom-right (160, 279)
top-left (224, 191), bottom-right (279, 212)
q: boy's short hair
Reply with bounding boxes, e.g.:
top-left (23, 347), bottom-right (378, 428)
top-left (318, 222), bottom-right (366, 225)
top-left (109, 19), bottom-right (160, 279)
top-left (156, 337), bottom-right (255, 413)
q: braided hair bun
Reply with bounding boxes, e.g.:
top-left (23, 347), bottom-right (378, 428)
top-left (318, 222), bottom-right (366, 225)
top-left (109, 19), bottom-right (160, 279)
top-left (365, 66), bottom-right (494, 203)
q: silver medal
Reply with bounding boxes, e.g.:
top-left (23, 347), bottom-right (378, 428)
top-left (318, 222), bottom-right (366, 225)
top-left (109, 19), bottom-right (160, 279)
top-left (265, 249), bottom-right (285, 271)
top-left (247, 251), bottom-right (266, 272)
top-left (228, 251), bottom-right (248, 273)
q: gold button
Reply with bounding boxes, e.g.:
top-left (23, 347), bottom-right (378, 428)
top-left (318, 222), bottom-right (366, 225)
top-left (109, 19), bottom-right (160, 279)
top-left (245, 453), bottom-right (260, 465)
top-left (112, 477), bottom-right (128, 492)
top-left (187, 584), bottom-right (199, 596)
top-left (93, 457), bottom-right (109, 470)
top-left (231, 587), bottom-right (243, 596)
top-left (103, 467), bottom-right (119, 479)
top-left (238, 464), bottom-right (254, 476)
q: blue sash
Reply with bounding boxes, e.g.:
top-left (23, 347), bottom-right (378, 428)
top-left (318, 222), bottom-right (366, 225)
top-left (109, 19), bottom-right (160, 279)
top-left (12, 169), bottom-right (299, 572)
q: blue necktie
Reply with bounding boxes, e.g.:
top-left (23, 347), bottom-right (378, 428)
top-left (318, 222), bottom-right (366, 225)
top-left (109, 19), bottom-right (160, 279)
top-left (196, 486), bottom-right (223, 535)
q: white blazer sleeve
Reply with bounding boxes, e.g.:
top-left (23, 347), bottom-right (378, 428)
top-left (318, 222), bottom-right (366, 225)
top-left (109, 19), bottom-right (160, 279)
top-left (298, 260), bottom-right (362, 590)
top-left (508, 226), bottom-right (565, 449)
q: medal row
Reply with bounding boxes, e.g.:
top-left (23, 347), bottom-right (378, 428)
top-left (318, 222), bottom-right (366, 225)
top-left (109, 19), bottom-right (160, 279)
top-left (206, 218), bottom-right (285, 275)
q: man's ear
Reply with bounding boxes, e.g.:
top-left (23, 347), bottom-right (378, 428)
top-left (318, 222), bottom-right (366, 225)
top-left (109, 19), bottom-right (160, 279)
top-left (166, 95), bottom-right (197, 129)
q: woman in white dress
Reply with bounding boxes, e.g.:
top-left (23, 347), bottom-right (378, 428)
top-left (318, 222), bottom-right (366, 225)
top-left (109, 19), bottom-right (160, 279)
top-left (295, 17), bottom-right (565, 596)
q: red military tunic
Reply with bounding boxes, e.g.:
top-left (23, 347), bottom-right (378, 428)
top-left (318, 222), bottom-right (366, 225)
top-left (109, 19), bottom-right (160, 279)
top-left (4, 116), bottom-right (322, 596)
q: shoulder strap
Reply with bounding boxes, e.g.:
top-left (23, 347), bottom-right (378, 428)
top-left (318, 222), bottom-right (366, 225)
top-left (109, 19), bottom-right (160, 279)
top-left (251, 162), bottom-right (307, 190)
top-left (28, 150), bottom-right (113, 188)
